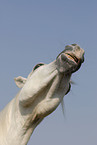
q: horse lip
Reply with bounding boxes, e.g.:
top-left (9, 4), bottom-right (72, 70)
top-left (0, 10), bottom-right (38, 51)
top-left (65, 53), bottom-right (79, 64)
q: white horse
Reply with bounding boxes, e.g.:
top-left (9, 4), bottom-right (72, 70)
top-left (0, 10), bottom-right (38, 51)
top-left (0, 44), bottom-right (84, 145)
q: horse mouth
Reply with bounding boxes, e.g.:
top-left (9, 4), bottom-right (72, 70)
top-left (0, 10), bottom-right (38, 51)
top-left (65, 53), bottom-right (79, 64)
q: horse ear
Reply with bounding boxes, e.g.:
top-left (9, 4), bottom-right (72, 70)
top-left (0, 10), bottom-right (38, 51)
top-left (14, 76), bottom-right (27, 88)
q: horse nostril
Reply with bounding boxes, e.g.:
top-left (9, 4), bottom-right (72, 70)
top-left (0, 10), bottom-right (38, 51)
top-left (71, 44), bottom-right (77, 46)
top-left (65, 45), bottom-right (73, 51)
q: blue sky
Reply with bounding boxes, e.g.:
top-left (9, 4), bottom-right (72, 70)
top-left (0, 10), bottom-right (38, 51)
top-left (0, 0), bottom-right (97, 145)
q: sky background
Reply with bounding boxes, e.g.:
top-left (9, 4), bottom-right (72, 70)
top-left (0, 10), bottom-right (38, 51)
top-left (0, 0), bottom-right (97, 145)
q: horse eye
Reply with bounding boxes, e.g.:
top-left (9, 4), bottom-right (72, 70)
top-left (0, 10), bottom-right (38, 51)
top-left (65, 83), bottom-right (71, 95)
top-left (33, 63), bottom-right (44, 71)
